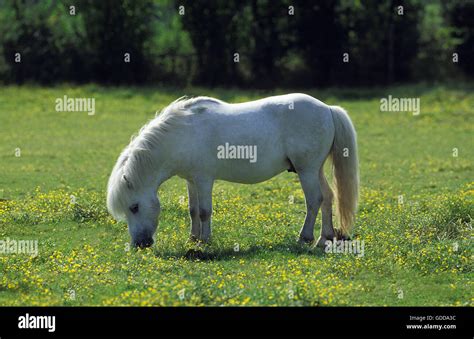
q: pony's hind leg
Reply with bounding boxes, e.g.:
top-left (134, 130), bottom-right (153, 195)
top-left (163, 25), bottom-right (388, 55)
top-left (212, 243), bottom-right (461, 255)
top-left (186, 180), bottom-right (201, 241)
top-left (317, 167), bottom-right (336, 248)
top-left (297, 169), bottom-right (323, 245)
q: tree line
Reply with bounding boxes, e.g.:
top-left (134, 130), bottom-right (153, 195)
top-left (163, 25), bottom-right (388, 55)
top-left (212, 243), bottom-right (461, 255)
top-left (0, 0), bottom-right (473, 87)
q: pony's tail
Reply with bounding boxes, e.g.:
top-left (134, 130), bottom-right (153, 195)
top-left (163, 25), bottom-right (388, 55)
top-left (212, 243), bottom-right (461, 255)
top-left (330, 106), bottom-right (359, 237)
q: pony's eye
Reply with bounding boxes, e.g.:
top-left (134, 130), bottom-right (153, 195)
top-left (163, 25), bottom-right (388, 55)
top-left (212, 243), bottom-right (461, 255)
top-left (129, 204), bottom-right (139, 214)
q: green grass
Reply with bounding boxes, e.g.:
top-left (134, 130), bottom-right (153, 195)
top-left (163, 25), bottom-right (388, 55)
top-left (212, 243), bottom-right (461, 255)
top-left (0, 84), bottom-right (472, 306)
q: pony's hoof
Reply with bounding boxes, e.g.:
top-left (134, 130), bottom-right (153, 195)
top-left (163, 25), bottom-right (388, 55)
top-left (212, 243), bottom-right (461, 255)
top-left (188, 235), bottom-right (200, 243)
top-left (297, 236), bottom-right (315, 247)
top-left (198, 235), bottom-right (211, 244)
top-left (187, 234), bottom-right (211, 245)
top-left (335, 230), bottom-right (351, 241)
top-left (316, 236), bottom-right (329, 249)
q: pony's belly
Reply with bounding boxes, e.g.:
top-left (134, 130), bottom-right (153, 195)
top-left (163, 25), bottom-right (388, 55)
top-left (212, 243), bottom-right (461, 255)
top-left (214, 160), bottom-right (289, 184)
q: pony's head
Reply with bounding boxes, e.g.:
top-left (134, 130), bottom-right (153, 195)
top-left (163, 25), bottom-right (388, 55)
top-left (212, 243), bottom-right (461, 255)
top-left (107, 97), bottom-right (193, 247)
top-left (107, 147), bottom-right (160, 248)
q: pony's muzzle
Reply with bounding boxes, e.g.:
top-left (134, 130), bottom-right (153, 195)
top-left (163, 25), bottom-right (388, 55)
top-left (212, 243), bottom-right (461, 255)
top-left (133, 237), bottom-right (154, 249)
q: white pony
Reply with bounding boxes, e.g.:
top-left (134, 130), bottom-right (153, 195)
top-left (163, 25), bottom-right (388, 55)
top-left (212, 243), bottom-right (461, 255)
top-left (107, 94), bottom-right (359, 249)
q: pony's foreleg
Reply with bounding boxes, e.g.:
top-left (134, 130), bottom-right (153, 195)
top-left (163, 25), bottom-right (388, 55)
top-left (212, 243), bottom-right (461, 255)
top-left (297, 169), bottom-right (323, 244)
top-left (194, 178), bottom-right (214, 243)
top-left (317, 167), bottom-right (336, 248)
top-left (187, 180), bottom-right (201, 241)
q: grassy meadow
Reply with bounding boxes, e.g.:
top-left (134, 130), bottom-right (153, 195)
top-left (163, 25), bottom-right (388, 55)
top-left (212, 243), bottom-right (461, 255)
top-left (0, 84), bottom-right (472, 306)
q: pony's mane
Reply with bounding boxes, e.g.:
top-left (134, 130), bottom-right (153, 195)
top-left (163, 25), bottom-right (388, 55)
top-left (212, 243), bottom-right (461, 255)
top-left (106, 96), bottom-right (224, 220)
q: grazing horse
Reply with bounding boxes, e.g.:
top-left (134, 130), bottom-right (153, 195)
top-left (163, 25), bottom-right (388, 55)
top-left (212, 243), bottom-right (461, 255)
top-left (107, 94), bottom-right (359, 249)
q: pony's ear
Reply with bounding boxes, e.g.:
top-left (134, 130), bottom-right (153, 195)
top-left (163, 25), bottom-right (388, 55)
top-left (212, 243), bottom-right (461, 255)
top-left (122, 175), bottom-right (133, 189)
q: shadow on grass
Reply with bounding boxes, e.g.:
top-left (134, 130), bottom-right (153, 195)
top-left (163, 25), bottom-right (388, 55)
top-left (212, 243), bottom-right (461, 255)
top-left (153, 240), bottom-right (326, 262)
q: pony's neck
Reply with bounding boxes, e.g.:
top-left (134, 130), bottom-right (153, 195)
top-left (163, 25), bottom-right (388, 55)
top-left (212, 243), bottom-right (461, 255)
top-left (128, 138), bottom-right (173, 191)
top-left (141, 156), bottom-right (172, 190)
top-left (154, 169), bottom-right (173, 189)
